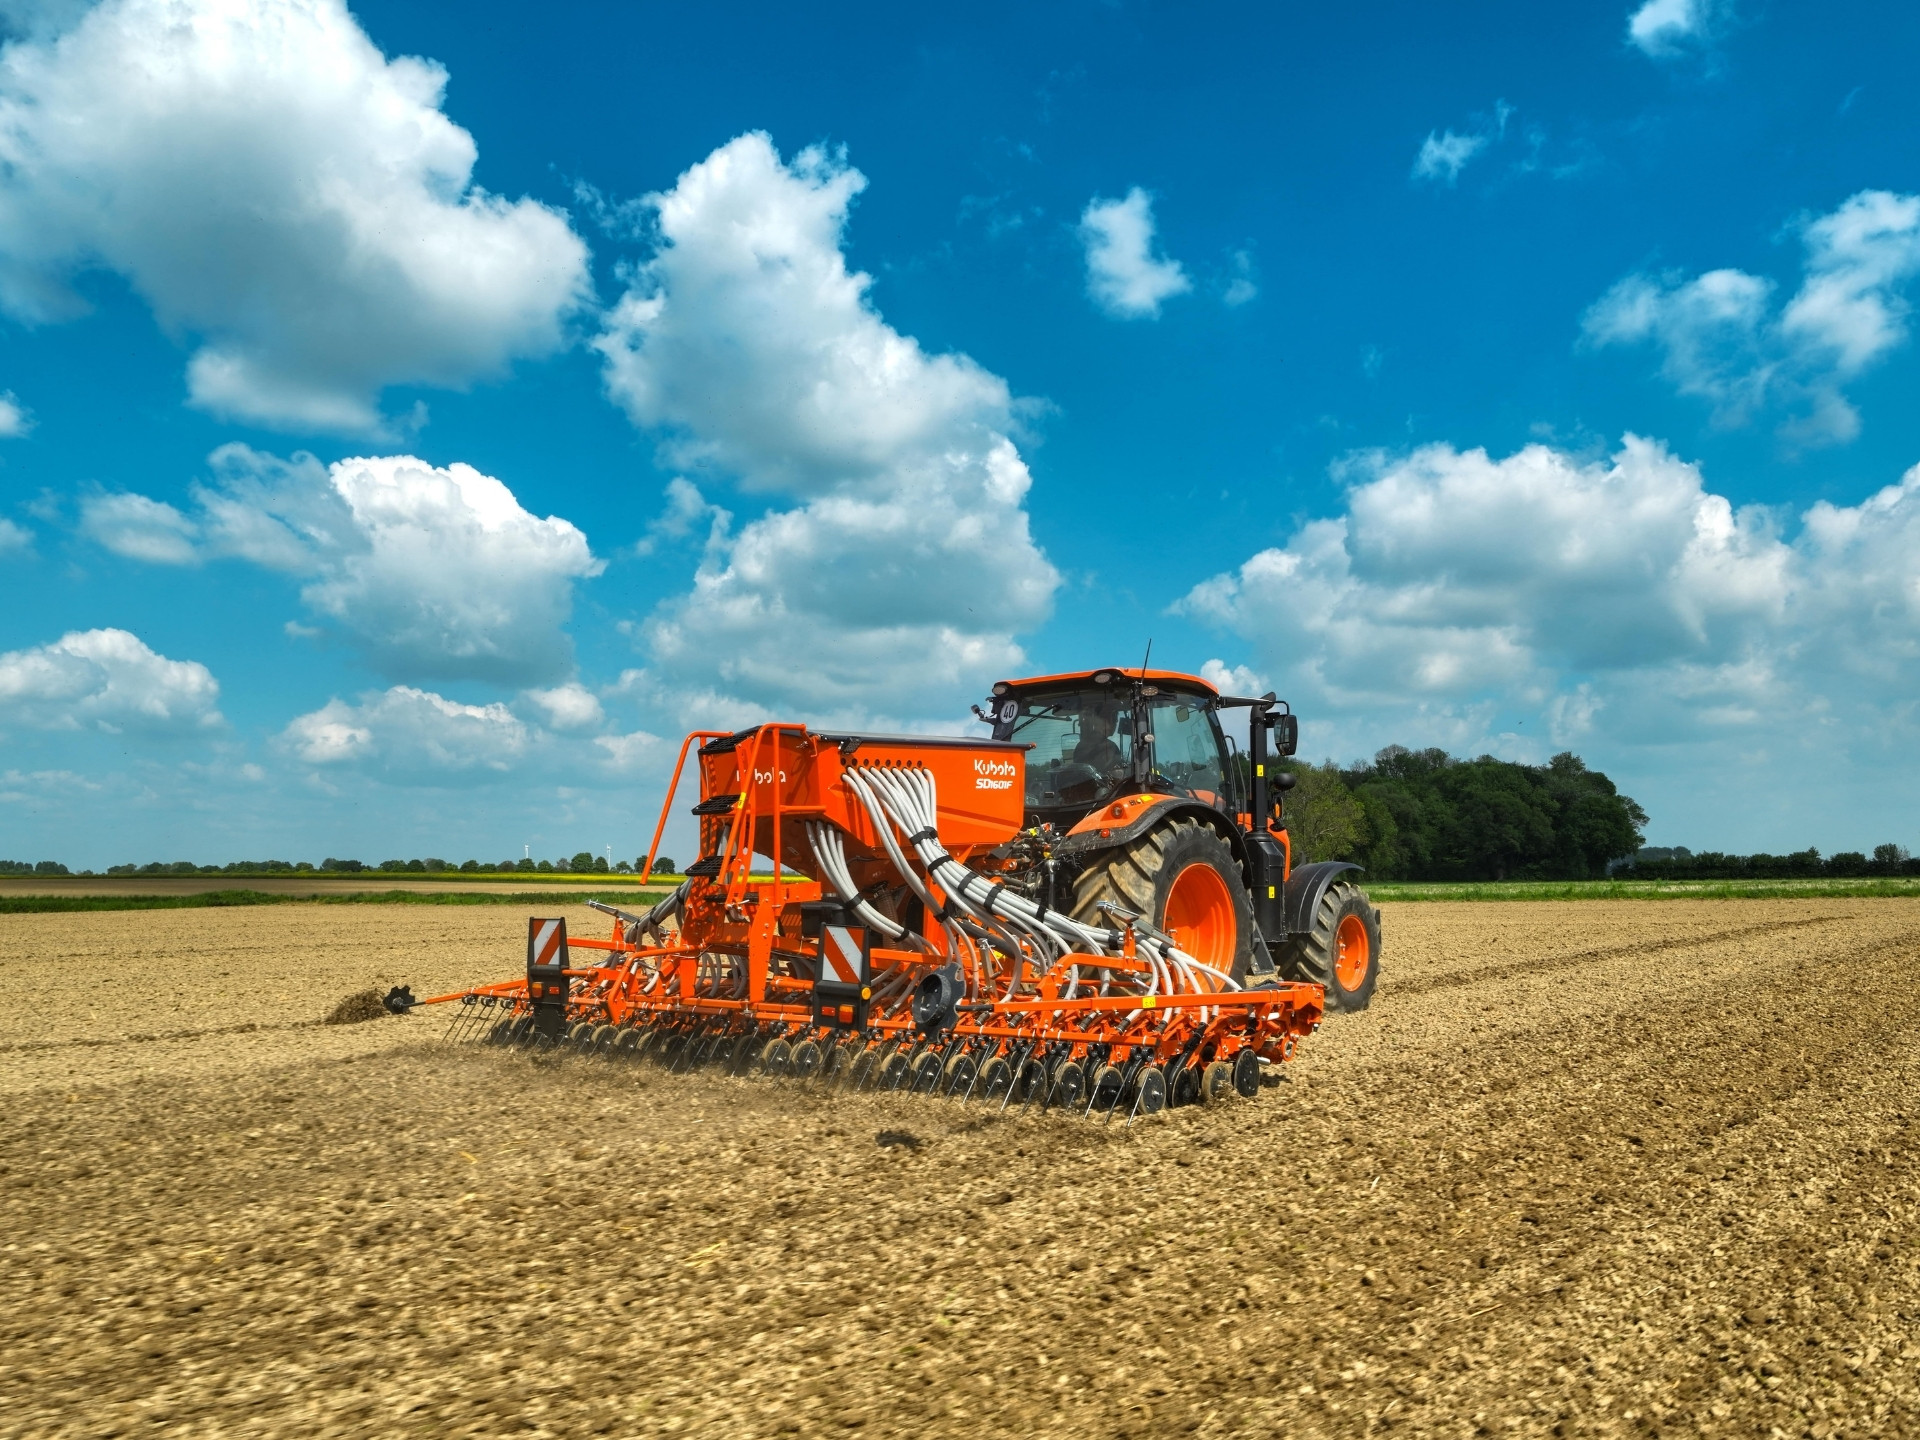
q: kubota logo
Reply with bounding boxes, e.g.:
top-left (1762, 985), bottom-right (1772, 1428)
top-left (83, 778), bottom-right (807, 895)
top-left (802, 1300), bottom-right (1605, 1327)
top-left (975, 757), bottom-right (1016, 791)
top-left (753, 769), bottom-right (787, 785)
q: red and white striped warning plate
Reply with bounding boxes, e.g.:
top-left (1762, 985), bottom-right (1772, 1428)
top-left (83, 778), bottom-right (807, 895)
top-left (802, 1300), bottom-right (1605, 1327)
top-left (527, 916), bottom-right (569, 969)
top-left (821, 924), bottom-right (866, 985)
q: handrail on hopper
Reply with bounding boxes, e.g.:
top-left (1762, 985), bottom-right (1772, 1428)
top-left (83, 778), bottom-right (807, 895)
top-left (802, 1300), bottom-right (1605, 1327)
top-left (640, 729), bottom-right (728, 883)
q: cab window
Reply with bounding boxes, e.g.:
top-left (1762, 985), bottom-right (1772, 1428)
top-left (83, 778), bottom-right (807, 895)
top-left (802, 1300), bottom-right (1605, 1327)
top-left (1010, 691), bottom-right (1135, 810)
top-left (1146, 696), bottom-right (1225, 804)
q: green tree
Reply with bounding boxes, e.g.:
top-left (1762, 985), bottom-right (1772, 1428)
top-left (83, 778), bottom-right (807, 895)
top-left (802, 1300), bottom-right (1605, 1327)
top-left (1278, 761), bottom-right (1367, 863)
top-left (571, 851), bottom-right (596, 872)
top-left (1337, 745), bottom-right (1644, 881)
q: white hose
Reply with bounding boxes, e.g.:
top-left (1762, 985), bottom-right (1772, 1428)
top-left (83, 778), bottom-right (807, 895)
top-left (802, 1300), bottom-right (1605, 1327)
top-left (845, 761), bottom-right (1239, 1013)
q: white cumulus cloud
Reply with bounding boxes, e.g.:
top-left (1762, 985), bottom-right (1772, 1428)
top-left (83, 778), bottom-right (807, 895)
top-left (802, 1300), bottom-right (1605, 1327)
top-left (521, 681), bottom-right (603, 731)
top-left (1181, 436), bottom-right (1920, 840)
top-left (1078, 187), bottom-right (1191, 320)
top-left (80, 446), bottom-right (603, 686)
top-left (1412, 131), bottom-right (1488, 186)
top-left (1627, 0), bottom-right (1717, 58)
top-left (282, 682), bottom-right (666, 785)
top-left (0, 517), bottom-right (31, 554)
top-left (0, 0), bottom-right (590, 434)
top-left (0, 627), bottom-right (221, 732)
top-left (1584, 190), bottom-right (1920, 445)
top-left (282, 685), bottom-right (532, 777)
top-left (596, 133), bottom-right (1059, 725)
top-left (1411, 101), bottom-right (1515, 187)
top-left (78, 490), bottom-right (199, 564)
top-left (1181, 436), bottom-right (1790, 722)
top-left (0, 389), bottom-right (29, 436)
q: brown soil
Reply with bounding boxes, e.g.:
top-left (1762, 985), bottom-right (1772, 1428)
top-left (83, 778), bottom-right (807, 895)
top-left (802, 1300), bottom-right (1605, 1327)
top-left (2, 899), bottom-right (1917, 1438)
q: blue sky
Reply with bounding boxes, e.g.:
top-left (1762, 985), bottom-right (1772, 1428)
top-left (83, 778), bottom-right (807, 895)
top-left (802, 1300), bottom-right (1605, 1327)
top-left (3, 0), bottom-right (1919, 867)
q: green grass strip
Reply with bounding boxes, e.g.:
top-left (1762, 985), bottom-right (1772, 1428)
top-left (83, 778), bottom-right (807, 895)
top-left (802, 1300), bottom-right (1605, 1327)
top-left (0, 889), bottom-right (675, 914)
top-left (1365, 877), bottom-right (1920, 902)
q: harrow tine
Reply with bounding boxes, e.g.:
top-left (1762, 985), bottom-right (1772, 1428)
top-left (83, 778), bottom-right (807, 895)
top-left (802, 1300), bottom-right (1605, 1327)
top-left (683, 1023), bottom-right (720, 1073)
top-left (1107, 1056), bottom-right (1147, 1127)
top-left (1000, 1042), bottom-right (1032, 1114)
top-left (1124, 1055), bottom-right (1152, 1128)
top-left (1021, 1047), bottom-right (1048, 1115)
top-left (958, 1043), bottom-right (987, 1106)
top-left (451, 996), bottom-right (491, 1046)
top-left (688, 1028), bottom-right (722, 1072)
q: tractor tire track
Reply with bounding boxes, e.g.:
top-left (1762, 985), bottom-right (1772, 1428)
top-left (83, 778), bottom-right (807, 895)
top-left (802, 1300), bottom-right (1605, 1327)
top-left (1381, 910), bottom-right (1837, 998)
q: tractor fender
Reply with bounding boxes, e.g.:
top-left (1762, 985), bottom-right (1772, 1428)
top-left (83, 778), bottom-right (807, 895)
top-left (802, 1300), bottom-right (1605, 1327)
top-left (1283, 860), bottom-right (1364, 937)
top-left (1055, 794), bottom-right (1246, 868)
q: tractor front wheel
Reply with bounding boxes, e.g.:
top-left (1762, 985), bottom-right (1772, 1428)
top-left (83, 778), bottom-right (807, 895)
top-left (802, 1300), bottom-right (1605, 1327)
top-left (1279, 880), bottom-right (1380, 1011)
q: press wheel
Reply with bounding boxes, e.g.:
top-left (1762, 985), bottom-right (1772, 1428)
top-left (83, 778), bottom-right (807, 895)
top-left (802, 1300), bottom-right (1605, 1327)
top-left (880, 1048), bottom-right (911, 1088)
top-left (1133, 1066), bottom-right (1168, 1115)
top-left (1050, 1059), bottom-right (1087, 1109)
top-left (1016, 1057), bottom-right (1050, 1103)
top-left (980, 1055), bottom-right (1014, 1102)
top-left (910, 1050), bottom-right (945, 1094)
top-left (1232, 1049), bottom-right (1260, 1097)
top-left (1200, 1059), bottom-right (1234, 1103)
top-left (942, 1051), bottom-right (979, 1096)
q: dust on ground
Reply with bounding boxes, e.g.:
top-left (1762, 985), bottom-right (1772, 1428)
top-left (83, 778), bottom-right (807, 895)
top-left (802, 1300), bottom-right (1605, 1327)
top-left (2, 900), bottom-right (1917, 1438)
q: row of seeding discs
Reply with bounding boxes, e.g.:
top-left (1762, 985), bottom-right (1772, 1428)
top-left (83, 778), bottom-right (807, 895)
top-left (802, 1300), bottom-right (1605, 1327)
top-left (458, 1001), bottom-right (1261, 1120)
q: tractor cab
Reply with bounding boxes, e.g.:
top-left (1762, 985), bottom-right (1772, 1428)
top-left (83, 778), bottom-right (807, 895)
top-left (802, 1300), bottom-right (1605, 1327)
top-left (975, 667), bottom-right (1239, 830)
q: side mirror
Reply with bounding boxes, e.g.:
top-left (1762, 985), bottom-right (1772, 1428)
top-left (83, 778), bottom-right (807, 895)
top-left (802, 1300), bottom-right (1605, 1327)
top-left (1272, 713), bottom-right (1299, 757)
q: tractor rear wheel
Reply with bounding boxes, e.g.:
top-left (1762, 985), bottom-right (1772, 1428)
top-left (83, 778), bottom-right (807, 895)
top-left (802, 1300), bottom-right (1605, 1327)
top-left (1069, 817), bottom-right (1254, 983)
top-left (1279, 880), bottom-right (1380, 1011)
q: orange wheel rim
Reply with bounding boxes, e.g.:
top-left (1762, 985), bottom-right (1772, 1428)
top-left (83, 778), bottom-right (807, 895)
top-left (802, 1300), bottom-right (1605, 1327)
top-left (1163, 861), bottom-right (1236, 972)
top-left (1334, 913), bottom-right (1370, 991)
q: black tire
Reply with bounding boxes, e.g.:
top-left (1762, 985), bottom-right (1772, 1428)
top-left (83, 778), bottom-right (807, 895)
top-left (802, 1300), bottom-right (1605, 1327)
top-left (1134, 1066), bottom-right (1168, 1115)
top-left (1279, 880), bottom-right (1381, 1011)
top-left (1070, 817), bottom-right (1255, 983)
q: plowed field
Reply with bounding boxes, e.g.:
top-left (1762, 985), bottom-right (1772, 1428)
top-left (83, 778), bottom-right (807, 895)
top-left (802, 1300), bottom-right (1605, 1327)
top-left (3, 900), bottom-right (1918, 1438)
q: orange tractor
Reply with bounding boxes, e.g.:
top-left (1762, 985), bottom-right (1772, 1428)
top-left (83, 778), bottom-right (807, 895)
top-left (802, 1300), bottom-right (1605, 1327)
top-left (392, 666), bottom-right (1380, 1116)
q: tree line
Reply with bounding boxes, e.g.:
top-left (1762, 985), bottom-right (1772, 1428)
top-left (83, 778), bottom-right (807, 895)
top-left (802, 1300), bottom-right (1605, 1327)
top-left (1616, 844), bottom-right (1917, 879)
top-left (1277, 746), bottom-right (1648, 881)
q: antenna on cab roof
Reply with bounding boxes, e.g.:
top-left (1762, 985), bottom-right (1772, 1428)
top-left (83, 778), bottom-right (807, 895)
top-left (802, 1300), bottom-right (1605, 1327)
top-left (1138, 637), bottom-right (1153, 679)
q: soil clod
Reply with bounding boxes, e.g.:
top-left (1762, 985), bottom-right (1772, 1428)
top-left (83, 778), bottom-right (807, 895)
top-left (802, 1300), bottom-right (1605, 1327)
top-left (322, 987), bottom-right (389, 1025)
